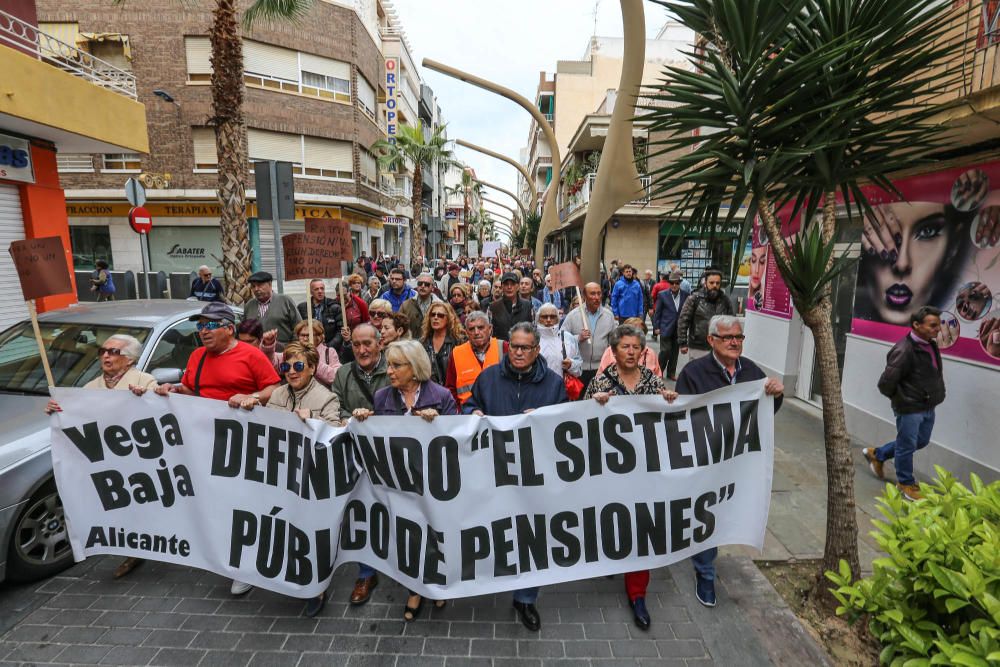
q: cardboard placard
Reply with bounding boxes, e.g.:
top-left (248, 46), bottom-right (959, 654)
top-left (8, 236), bottom-right (74, 300)
top-left (548, 261), bottom-right (583, 292)
top-left (282, 232), bottom-right (346, 281)
top-left (305, 218), bottom-right (353, 259)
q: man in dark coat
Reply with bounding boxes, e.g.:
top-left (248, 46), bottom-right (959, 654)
top-left (463, 322), bottom-right (567, 631)
top-left (298, 279), bottom-right (344, 350)
top-left (652, 271), bottom-right (690, 380)
top-left (488, 272), bottom-right (533, 340)
top-left (862, 306), bottom-right (945, 502)
top-left (675, 314), bottom-right (783, 609)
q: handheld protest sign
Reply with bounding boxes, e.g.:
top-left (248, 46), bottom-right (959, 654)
top-left (9, 236), bottom-right (74, 387)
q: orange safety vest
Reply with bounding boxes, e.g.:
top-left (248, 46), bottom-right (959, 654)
top-left (453, 338), bottom-right (501, 405)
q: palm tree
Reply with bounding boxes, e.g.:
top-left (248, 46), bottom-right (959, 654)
top-left (644, 0), bottom-right (956, 606)
top-left (373, 122), bottom-right (459, 261)
top-left (114, 0), bottom-right (311, 304)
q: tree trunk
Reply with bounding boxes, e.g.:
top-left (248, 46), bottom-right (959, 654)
top-left (210, 0), bottom-right (251, 305)
top-left (801, 304), bottom-right (861, 609)
top-left (411, 164), bottom-right (424, 263)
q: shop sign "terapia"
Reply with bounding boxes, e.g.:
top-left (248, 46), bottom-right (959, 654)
top-left (66, 202), bottom-right (344, 220)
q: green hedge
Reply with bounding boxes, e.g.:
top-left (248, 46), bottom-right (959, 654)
top-left (826, 467), bottom-right (1000, 666)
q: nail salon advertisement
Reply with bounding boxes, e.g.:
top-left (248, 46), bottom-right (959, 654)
top-left (854, 160), bottom-right (1000, 366)
top-left (747, 217), bottom-right (795, 320)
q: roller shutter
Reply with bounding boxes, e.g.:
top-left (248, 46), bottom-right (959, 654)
top-left (243, 40), bottom-right (299, 81)
top-left (248, 129), bottom-right (301, 164)
top-left (299, 52), bottom-right (351, 80)
top-left (0, 184), bottom-right (26, 332)
top-left (304, 137), bottom-right (352, 173)
top-left (184, 36), bottom-right (212, 75)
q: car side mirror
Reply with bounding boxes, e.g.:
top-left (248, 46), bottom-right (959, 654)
top-left (151, 368), bottom-right (182, 385)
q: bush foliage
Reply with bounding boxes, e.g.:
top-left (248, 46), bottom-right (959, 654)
top-left (826, 467), bottom-right (1000, 666)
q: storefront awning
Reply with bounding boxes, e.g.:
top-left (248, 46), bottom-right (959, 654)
top-left (660, 219), bottom-right (743, 238)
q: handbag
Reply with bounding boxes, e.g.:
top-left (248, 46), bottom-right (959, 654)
top-left (561, 333), bottom-right (585, 400)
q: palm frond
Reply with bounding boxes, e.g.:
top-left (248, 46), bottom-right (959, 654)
top-left (243, 0), bottom-right (312, 30)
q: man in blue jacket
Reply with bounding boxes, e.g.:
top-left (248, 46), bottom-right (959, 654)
top-left (380, 267), bottom-right (417, 312)
top-left (652, 271), bottom-right (689, 380)
top-left (610, 264), bottom-right (645, 323)
top-left (675, 314), bottom-right (784, 608)
top-left (463, 322), bottom-right (567, 632)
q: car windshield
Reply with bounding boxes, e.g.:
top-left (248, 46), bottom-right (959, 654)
top-left (0, 322), bottom-right (151, 394)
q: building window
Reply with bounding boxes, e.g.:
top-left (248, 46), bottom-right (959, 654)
top-left (102, 153), bottom-right (141, 172)
top-left (69, 226), bottom-right (113, 270)
top-left (247, 130), bottom-right (353, 181)
top-left (192, 128), bottom-right (218, 171)
top-left (360, 149), bottom-right (378, 188)
top-left (980, 1), bottom-right (1000, 48)
top-left (57, 154), bottom-right (94, 173)
top-left (301, 71), bottom-right (351, 102)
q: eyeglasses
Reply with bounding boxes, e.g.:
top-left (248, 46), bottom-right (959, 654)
top-left (370, 311), bottom-right (388, 319)
top-left (509, 344), bottom-right (537, 353)
top-left (196, 321), bottom-right (230, 331)
top-left (388, 361), bottom-right (411, 370)
top-left (417, 281), bottom-right (433, 287)
top-left (97, 346), bottom-right (124, 356)
top-left (430, 312), bottom-right (447, 319)
top-left (280, 361), bottom-right (306, 373)
top-left (711, 334), bottom-right (746, 342)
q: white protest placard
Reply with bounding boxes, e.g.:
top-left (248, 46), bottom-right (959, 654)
top-left (50, 382), bottom-right (774, 599)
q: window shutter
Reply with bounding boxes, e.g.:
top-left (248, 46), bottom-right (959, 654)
top-left (299, 52), bottom-right (351, 80)
top-left (361, 150), bottom-right (377, 181)
top-left (248, 130), bottom-right (302, 164)
top-left (192, 128), bottom-right (217, 166)
top-left (304, 137), bottom-right (353, 173)
top-left (184, 36), bottom-right (212, 75)
top-left (357, 75), bottom-right (376, 109)
top-left (243, 40), bottom-right (299, 81)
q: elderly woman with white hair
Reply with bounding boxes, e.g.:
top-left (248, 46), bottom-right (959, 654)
top-left (535, 303), bottom-right (583, 380)
top-left (351, 339), bottom-right (457, 622)
top-left (45, 333), bottom-right (157, 579)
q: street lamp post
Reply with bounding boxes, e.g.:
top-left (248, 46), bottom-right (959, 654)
top-left (456, 139), bottom-right (538, 213)
top-left (579, 0), bottom-right (645, 283)
top-left (423, 58), bottom-right (560, 266)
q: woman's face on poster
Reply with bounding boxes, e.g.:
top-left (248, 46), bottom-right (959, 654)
top-left (749, 246), bottom-right (768, 292)
top-left (864, 202), bottom-right (950, 326)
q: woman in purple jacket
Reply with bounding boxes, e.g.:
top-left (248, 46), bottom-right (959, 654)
top-left (351, 338), bottom-right (458, 621)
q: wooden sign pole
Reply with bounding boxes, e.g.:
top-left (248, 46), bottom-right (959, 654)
top-left (338, 276), bottom-right (348, 329)
top-left (27, 300), bottom-right (55, 387)
top-left (576, 286), bottom-right (589, 332)
top-left (307, 296), bottom-right (315, 346)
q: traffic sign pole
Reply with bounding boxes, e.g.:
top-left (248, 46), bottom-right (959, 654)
top-left (139, 232), bottom-right (151, 298)
top-left (127, 206), bottom-right (154, 298)
top-left (269, 161), bottom-right (284, 294)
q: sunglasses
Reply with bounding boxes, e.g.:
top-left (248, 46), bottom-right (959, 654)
top-left (417, 281), bottom-right (434, 287)
top-left (97, 346), bottom-right (124, 356)
top-left (430, 312), bottom-right (448, 319)
top-left (509, 344), bottom-right (536, 353)
top-left (280, 361), bottom-right (306, 373)
top-left (370, 311), bottom-right (388, 319)
top-left (196, 321), bottom-right (230, 331)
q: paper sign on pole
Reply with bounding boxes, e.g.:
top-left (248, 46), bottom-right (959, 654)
top-left (548, 261), bottom-right (583, 292)
top-left (8, 236), bottom-right (74, 300)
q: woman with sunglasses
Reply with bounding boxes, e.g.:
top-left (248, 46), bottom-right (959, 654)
top-left (252, 342), bottom-right (341, 617)
top-left (262, 320), bottom-right (341, 387)
top-left (351, 339), bottom-right (457, 621)
top-left (448, 283), bottom-right (474, 325)
top-left (420, 302), bottom-right (466, 385)
top-left (45, 334), bottom-right (157, 579)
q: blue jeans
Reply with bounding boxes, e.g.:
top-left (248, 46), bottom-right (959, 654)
top-left (692, 548), bottom-right (717, 581)
top-left (875, 409), bottom-right (935, 486)
top-left (358, 563), bottom-right (376, 579)
top-left (513, 587), bottom-right (539, 604)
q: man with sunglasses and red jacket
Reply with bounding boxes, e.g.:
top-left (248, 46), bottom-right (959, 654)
top-left (154, 301), bottom-right (281, 597)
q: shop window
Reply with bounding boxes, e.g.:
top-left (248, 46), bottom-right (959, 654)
top-left (69, 226), bottom-right (113, 270)
top-left (102, 153), bottom-right (141, 172)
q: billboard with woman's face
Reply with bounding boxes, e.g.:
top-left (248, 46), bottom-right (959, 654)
top-left (853, 162), bottom-right (1000, 365)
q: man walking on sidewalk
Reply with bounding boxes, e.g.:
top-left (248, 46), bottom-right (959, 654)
top-left (862, 306), bottom-right (945, 502)
top-left (652, 271), bottom-right (689, 380)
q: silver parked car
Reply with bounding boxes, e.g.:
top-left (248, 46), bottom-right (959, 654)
top-left (0, 300), bottom-right (241, 582)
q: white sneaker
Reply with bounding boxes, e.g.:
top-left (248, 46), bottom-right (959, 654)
top-left (230, 580), bottom-right (253, 596)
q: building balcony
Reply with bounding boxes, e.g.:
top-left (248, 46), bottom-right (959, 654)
top-left (558, 173), bottom-right (652, 223)
top-left (0, 9), bottom-right (147, 154)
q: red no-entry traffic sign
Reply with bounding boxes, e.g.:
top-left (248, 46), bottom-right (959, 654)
top-left (128, 206), bottom-right (153, 234)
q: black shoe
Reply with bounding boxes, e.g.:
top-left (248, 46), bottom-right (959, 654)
top-left (403, 594), bottom-right (424, 622)
top-left (512, 601), bottom-right (541, 631)
top-left (630, 596), bottom-right (651, 630)
top-left (305, 592), bottom-right (326, 618)
top-left (695, 574), bottom-right (717, 607)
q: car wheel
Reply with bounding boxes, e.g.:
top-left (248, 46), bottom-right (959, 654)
top-left (6, 480), bottom-right (74, 582)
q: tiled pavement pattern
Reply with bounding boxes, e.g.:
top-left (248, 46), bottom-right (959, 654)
top-left (0, 551), bottom-right (823, 667)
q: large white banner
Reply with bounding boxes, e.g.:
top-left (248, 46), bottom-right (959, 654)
top-left (49, 382), bottom-right (774, 599)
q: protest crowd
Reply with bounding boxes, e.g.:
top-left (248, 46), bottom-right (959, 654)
top-left (48, 251), bottom-right (785, 632)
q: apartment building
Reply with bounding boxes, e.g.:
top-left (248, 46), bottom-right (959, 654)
top-left (0, 2), bottom-right (147, 329)
top-left (35, 0), bottom-right (406, 279)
